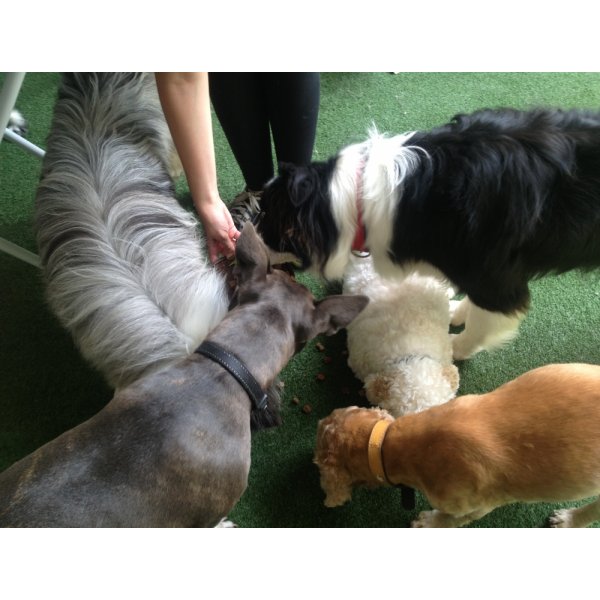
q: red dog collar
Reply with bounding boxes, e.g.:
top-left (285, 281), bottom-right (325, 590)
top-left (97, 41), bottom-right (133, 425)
top-left (351, 158), bottom-right (369, 255)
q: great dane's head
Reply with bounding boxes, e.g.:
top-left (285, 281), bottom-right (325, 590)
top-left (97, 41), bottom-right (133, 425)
top-left (234, 222), bottom-right (369, 353)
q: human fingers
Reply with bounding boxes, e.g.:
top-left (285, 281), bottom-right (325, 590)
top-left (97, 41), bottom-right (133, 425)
top-left (207, 239), bottom-right (220, 264)
top-left (208, 236), bottom-right (236, 263)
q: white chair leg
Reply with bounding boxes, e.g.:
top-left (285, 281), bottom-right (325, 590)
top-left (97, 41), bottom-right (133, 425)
top-left (3, 127), bottom-right (45, 158)
top-left (0, 238), bottom-right (41, 268)
top-left (1, 72), bottom-right (44, 267)
top-left (0, 72), bottom-right (25, 134)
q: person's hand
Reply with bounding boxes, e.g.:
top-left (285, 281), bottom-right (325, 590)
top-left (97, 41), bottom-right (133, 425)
top-left (196, 197), bottom-right (240, 263)
top-left (155, 74), bottom-right (238, 263)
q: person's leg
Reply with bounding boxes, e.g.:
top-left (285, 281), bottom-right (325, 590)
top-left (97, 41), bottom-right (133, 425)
top-left (208, 73), bottom-right (273, 191)
top-left (264, 73), bottom-right (320, 167)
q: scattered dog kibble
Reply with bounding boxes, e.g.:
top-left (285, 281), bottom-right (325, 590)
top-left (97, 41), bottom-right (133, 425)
top-left (315, 342), bottom-right (325, 352)
top-left (292, 396), bottom-right (300, 405)
top-left (302, 404), bottom-right (312, 414)
top-left (316, 372), bottom-right (326, 381)
top-left (323, 356), bottom-right (333, 365)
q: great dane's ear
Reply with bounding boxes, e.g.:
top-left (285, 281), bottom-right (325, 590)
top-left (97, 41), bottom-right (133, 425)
top-left (310, 294), bottom-right (369, 337)
top-left (234, 221), bottom-right (270, 284)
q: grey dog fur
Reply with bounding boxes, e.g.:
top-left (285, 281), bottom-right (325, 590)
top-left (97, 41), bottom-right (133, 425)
top-left (0, 223), bottom-right (368, 527)
top-left (34, 73), bottom-right (229, 389)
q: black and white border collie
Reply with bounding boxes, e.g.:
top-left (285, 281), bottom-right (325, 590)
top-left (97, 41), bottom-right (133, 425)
top-left (258, 108), bottom-right (600, 359)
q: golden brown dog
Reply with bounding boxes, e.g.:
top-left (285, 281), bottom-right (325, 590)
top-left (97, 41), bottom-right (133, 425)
top-left (314, 363), bottom-right (600, 527)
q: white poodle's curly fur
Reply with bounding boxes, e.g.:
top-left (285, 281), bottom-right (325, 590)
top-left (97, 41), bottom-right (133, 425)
top-left (343, 255), bottom-right (459, 416)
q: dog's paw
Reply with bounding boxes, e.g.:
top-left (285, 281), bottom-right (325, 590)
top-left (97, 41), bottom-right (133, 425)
top-left (548, 509), bottom-right (575, 528)
top-left (215, 518), bottom-right (238, 528)
top-left (451, 333), bottom-right (479, 361)
top-left (412, 509), bottom-right (471, 527)
top-left (7, 109), bottom-right (28, 136)
top-left (411, 510), bottom-right (440, 528)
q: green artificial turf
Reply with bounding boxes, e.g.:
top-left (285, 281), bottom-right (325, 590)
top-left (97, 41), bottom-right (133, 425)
top-left (1, 72), bottom-right (599, 528)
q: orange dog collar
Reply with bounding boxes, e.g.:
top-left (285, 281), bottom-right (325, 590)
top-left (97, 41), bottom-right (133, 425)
top-left (368, 419), bottom-right (393, 484)
top-left (367, 418), bottom-right (416, 510)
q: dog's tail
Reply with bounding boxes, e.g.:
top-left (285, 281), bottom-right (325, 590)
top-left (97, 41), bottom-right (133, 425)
top-left (35, 73), bottom-right (229, 389)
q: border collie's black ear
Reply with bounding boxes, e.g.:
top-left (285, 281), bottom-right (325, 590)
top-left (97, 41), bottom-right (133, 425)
top-left (283, 165), bottom-right (319, 208)
top-left (277, 161), bottom-right (297, 176)
top-left (234, 222), bottom-right (271, 284)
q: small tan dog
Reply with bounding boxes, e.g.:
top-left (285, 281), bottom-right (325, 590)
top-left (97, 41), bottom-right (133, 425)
top-left (314, 363), bottom-right (600, 527)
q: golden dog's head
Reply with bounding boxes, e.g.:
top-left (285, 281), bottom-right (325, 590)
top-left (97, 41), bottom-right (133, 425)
top-left (314, 406), bottom-right (394, 507)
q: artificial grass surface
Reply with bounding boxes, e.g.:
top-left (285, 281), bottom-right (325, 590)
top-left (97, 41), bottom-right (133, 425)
top-left (1, 72), bottom-right (599, 528)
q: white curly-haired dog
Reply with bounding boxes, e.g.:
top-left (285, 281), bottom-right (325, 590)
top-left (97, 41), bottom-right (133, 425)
top-left (342, 255), bottom-right (459, 416)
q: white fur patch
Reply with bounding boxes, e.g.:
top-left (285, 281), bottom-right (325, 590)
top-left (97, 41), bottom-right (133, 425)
top-left (548, 509), bottom-right (576, 528)
top-left (8, 109), bottom-right (27, 134)
top-left (450, 298), bottom-right (525, 360)
top-left (325, 129), bottom-right (424, 280)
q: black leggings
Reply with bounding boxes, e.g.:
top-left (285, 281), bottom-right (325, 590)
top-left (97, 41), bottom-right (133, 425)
top-left (209, 73), bottom-right (320, 191)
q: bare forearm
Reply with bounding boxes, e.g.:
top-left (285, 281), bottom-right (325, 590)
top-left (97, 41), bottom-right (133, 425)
top-left (155, 72), bottom-right (220, 211)
top-left (155, 72), bottom-right (238, 262)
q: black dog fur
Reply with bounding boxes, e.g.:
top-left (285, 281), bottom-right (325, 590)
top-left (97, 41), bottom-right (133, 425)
top-left (259, 108), bottom-right (600, 317)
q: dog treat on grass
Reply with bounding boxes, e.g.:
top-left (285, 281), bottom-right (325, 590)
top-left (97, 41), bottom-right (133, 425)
top-left (315, 342), bottom-right (325, 352)
top-left (316, 373), bottom-right (326, 381)
top-left (292, 396), bottom-right (300, 405)
top-left (302, 404), bottom-right (312, 414)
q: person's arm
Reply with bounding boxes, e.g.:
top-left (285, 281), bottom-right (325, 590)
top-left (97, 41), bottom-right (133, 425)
top-left (155, 72), bottom-right (239, 262)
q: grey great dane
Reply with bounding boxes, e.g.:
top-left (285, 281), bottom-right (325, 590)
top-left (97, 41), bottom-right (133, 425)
top-left (0, 223), bottom-right (368, 527)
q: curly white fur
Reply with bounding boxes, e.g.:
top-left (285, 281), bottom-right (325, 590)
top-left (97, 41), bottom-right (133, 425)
top-left (343, 255), bottom-right (459, 416)
top-left (325, 129), bottom-right (423, 280)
